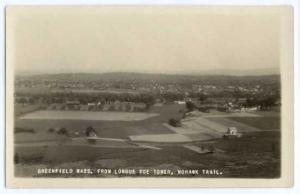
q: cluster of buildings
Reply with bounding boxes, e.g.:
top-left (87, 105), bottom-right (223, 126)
top-left (15, 75), bottom-right (272, 97)
top-left (182, 97), bottom-right (259, 113)
top-left (15, 75), bottom-right (280, 114)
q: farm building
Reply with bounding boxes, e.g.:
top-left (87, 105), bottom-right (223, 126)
top-left (174, 101), bottom-right (186, 105)
top-left (87, 102), bottom-right (101, 111)
top-left (224, 127), bottom-right (242, 138)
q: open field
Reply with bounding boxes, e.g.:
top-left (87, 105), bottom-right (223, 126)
top-left (15, 131), bottom-right (67, 143)
top-left (19, 110), bottom-right (159, 121)
top-left (129, 110), bottom-right (264, 143)
top-left (201, 111), bottom-right (262, 118)
top-left (14, 104), bottom-right (181, 139)
top-left (14, 104), bottom-right (42, 117)
top-left (15, 119), bottom-right (173, 139)
top-left (206, 117), bottom-right (260, 133)
top-left (228, 116), bottom-right (280, 130)
top-left (130, 134), bottom-right (191, 143)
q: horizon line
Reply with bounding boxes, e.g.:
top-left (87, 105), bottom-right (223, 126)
top-left (15, 71), bottom-right (280, 77)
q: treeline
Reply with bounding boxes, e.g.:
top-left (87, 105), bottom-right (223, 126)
top-left (15, 92), bottom-right (157, 106)
top-left (243, 95), bottom-right (279, 110)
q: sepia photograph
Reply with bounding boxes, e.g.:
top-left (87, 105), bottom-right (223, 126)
top-left (5, 6), bottom-right (294, 188)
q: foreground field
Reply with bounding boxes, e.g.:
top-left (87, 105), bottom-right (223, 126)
top-left (14, 104), bottom-right (281, 178)
top-left (14, 131), bottom-right (280, 178)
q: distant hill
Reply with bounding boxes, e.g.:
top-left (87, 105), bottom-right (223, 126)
top-left (195, 68), bottom-right (280, 76)
top-left (17, 71), bottom-right (280, 79)
top-left (16, 67), bottom-right (280, 77)
top-left (16, 72), bottom-right (280, 87)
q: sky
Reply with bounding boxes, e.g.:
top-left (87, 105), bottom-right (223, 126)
top-left (7, 6), bottom-right (292, 75)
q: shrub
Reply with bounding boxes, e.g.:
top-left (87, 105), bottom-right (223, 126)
top-left (85, 126), bottom-right (97, 137)
top-left (169, 118), bottom-right (182, 127)
top-left (48, 128), bottom-right (55, 133)
top-left (186, 101), bottom-right (196, 112)
top-left (57, 128), bottom-right (68, 135)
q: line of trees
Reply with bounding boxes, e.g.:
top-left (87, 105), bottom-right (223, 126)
top-left (15, 92), bottom-right (156, 107)
top-left (243, 95), bottom-right (279, 110)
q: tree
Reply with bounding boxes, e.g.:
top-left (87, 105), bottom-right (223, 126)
top-left (258, 95), bottom-right (277, 110)
top-left (169, 118), bottom-right (182, 127)
top-left (57, 128), bottom-right (68, 135)
top-left (85, 126), bottom-right (97, 137)
top-left (186, 101), bottom-right (196, 112)
top-left (48, 128), bottom-right (55, 133)
top-left (198, 93), bottom-right (207, 103)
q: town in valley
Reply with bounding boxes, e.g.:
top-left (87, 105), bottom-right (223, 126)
top-left (14, 72), bottom-right (281, 178)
